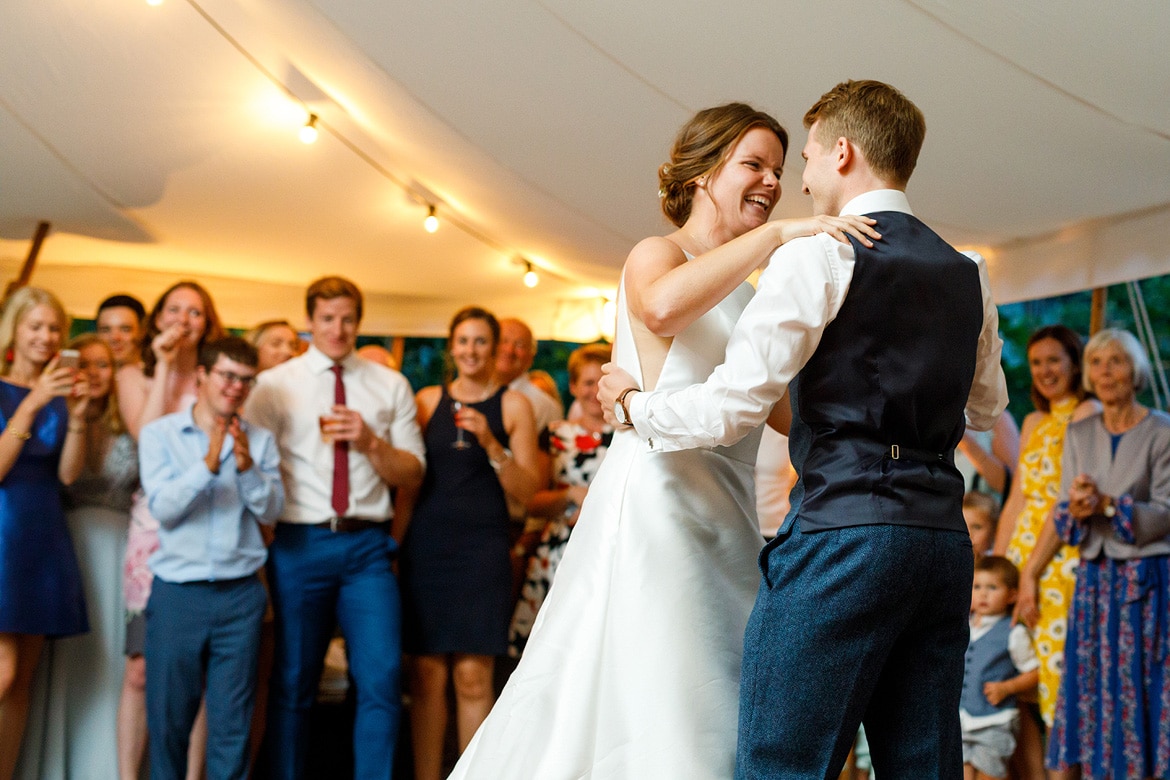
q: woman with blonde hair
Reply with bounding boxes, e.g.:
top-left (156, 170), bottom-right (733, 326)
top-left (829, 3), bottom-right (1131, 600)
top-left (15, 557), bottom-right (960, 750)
top-left (450, 103), bottom-right (877, 778)
top-left (18, 334), bottom-right (138, 779)
top-left (0, 287), bottom-right (90, 779)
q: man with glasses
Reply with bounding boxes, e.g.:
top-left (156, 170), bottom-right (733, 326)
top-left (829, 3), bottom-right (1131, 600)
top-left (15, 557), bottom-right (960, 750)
top-left (138, 336), bottom-right (284, 780)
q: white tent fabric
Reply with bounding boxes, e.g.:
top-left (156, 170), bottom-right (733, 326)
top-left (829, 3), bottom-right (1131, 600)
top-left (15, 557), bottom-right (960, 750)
top-left (2, 0), bottom-right (1168, 337)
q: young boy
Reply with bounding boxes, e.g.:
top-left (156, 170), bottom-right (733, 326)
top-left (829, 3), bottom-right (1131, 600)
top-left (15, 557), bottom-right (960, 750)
top-left (961, 556), bottom-right (1039, 780)
top-left (962, 491), bottom-right (999, 565)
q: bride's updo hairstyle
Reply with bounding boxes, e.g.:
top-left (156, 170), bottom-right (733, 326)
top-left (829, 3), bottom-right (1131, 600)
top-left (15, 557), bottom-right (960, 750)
top-left (659, 103), bottom-right (788, 228)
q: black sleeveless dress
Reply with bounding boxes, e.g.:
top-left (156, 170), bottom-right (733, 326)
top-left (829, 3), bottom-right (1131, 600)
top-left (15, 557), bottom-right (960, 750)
top-left (400, 385), bottom-right (512, 654)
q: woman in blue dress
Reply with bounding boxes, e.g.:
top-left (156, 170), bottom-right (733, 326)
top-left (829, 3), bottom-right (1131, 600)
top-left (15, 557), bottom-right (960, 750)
top-left (0, 286), bottom-right (91, 779)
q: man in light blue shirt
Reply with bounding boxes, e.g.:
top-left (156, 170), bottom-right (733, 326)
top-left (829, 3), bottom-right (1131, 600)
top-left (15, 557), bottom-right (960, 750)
top-left (140, 336), bottom-right (283, 780)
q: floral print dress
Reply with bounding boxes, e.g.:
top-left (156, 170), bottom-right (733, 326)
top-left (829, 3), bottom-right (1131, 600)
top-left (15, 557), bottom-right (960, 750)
top-left (1005, 395), bottom-right (1080, 724)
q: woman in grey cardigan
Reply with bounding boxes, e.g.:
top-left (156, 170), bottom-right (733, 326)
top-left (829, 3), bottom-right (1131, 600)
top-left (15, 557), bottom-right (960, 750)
top-left (1016, 328), bottom-right (1170, 780)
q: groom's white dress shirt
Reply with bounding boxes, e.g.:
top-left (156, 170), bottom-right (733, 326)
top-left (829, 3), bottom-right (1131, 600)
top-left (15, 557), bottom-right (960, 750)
top-left (629, 189), bottom-right (1008, 450)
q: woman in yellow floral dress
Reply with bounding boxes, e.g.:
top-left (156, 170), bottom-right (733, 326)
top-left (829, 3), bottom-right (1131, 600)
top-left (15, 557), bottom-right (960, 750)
top-left (995, 325), bottom-right (1097, 772)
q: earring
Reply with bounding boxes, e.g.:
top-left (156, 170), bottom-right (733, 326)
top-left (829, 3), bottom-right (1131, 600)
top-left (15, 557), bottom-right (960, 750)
top-left (697, 177), bottom-right (706, 186)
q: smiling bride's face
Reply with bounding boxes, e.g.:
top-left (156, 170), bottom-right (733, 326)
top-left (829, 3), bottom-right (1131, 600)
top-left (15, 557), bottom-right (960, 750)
top-left (699, 126), bottom-right (785, 238)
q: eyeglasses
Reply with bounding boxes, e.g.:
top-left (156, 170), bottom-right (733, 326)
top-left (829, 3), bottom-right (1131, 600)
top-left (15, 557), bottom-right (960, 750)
top-left (210, 368), bottom-right (257, 388)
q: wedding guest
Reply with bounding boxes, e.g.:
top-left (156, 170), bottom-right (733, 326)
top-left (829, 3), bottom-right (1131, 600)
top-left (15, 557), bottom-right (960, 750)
top-left (246, 276), bottom-right (425, 780)
top-left (994, 325), bottom-right (1096, 779)
top-left (1017, 328), bottom-right (1170, 780)
top-left (246, 320), bottom-right (301, 373)
top-left (96, 294), bottom-right (147, 369)
top-left (139, 336), bottom-right (282, 780)
top-left (117, 280), bottom-right (224, 780)
top-left (17, 334), bottom-right (136, 779)
top-left (397, 306), bottom-right (539, 779)
top-left (0, 287), bottom-right (89, 779)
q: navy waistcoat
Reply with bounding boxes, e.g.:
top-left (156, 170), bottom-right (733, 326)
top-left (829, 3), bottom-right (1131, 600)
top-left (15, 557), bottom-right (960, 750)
top-left (961, 617), bottom-right (1018, 716)
top-left (785, 210), bottom-right (983, 533)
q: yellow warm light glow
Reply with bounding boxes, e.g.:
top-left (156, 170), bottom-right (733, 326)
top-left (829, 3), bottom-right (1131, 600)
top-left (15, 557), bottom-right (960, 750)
top-left (299, 114), bottom-right (319, 144)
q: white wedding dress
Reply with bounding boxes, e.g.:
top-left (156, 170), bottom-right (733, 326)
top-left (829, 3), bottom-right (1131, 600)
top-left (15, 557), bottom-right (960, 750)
top-left (449, 273), bottom-right (766, 779)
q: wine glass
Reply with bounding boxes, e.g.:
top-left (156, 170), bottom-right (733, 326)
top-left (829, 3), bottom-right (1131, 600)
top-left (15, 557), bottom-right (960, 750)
top-left (452, 400), bottom-right (471, 449)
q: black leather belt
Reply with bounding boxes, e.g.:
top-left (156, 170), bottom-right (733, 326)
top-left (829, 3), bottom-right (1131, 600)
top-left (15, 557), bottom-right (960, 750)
top-left (308, 517), bottom-right (388, 533)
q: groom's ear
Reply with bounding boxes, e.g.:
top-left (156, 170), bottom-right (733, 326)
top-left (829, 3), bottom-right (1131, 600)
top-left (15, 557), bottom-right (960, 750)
top-left (834, 137), bottom-right (856, 172)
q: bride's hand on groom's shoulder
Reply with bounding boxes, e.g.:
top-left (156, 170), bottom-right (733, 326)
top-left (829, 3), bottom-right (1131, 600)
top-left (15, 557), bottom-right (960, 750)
top-left (775, 214), bottom-right (881, 248)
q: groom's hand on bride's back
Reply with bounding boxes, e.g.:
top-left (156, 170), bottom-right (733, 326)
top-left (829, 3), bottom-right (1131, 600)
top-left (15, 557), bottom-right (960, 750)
top-left (599, 362), bottom-right (638, 426)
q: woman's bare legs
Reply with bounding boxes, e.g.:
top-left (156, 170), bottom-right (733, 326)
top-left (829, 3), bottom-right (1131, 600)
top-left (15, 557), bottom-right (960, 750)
top-left (0, 633), bottom-right (44, 780)
top-left (452, 654), bottom-right (494, 753)
top-left (117, 655), bottom-right (148, 780)
top-left (408, 655), bottom-right (450, 780)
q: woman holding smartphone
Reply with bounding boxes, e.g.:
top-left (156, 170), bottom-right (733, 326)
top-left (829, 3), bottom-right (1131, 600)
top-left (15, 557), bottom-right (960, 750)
top-left (0, 286), bottom-right (90, 779)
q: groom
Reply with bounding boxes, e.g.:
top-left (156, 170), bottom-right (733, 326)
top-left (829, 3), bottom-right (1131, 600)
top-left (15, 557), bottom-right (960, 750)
top-left (600, 80), bottom-right (1008, 779)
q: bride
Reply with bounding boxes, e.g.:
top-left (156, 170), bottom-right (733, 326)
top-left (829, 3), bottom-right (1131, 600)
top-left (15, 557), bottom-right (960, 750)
top-left (447, 103), bottom-right (877, 779)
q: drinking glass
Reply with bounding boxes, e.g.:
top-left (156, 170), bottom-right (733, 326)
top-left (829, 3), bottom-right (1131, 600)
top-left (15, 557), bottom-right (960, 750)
top-left (452, 401), bottom-right (471, 449)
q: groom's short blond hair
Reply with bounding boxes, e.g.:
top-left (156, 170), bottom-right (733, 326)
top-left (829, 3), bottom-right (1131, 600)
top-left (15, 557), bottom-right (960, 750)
top-left (803, 80), bottom-right (925, 188)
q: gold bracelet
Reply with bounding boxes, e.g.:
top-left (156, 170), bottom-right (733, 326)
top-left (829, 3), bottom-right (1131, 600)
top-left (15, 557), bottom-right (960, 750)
top-left (6, 428), bottom-right (32, 441)
top-left (68, 424), bottom-right (86, 434)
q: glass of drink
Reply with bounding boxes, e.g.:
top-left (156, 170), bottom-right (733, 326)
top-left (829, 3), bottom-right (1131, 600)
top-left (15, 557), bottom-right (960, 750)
top-left (452, 401), bottom-right (471, 449)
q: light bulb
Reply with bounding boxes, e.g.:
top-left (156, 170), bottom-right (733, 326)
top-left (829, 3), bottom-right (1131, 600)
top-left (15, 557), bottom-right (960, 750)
top-left (145, 0), bottom-right (164, 5)
top-left (299, 114), bottom-right (319, 144)
top-left (423, 206), bottom-right (439, 233)
top-left (523, 264), bottom-right (539, 288)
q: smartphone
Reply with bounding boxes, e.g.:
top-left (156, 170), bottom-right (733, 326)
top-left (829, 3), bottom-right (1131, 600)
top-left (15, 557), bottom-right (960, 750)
top-left (58, 349), bottom-right (80, 370)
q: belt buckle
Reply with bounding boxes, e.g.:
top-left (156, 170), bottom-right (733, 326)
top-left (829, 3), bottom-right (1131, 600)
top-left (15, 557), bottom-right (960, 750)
top-left (890, 444), bottom-right (900, 460)
top-left (330, 516), bottom-right (339, 533)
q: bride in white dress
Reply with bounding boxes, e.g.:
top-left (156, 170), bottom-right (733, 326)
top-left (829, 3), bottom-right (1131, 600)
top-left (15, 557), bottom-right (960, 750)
top-left (447, 104), bottom-right (878, 780)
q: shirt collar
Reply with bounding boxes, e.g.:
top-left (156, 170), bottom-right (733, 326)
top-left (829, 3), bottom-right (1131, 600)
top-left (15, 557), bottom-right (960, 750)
top-left (971, 612), bottom-right (1007, 629)
top-left (178, 403), bottom-right (200, 432)
top-left (304, 344), bottom-right (361, 374)
top-left (840, 188), bottom-right (913, 218)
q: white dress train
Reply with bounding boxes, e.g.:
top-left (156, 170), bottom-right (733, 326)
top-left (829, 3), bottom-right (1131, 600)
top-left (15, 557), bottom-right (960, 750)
top-left (449, 274), bottom-right (765, 779)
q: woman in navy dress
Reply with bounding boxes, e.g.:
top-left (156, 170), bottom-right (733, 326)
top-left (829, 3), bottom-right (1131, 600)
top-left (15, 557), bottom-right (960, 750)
top-left (0, 287), bottom-right (90, 779)
top-left (398, 306), bottom-right (539, 780)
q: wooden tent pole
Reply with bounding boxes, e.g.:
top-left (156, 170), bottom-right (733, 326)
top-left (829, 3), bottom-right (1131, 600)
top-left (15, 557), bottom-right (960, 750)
top-left (1089, 287), bottom-right (1107, 336)
top-left (4, 221), bottom-right (51, 300)
top-left (391, 336), bottom-right (405, 369)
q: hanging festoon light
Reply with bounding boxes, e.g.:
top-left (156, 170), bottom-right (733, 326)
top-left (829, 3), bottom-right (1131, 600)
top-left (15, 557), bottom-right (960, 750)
top-left (299, 113), bottom-right (319, 144)
top-left (523, 261), bottom-right (539, 288)
top-left (423, 204), bottom-right (439, 233)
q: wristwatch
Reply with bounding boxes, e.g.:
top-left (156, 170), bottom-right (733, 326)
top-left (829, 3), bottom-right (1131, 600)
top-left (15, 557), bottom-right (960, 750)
top-left (614, 387), bottom-right (639, 426)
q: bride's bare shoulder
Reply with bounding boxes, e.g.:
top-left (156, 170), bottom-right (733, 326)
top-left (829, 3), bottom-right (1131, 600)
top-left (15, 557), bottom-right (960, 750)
top-left (624, 235), bottom-right (686, 284)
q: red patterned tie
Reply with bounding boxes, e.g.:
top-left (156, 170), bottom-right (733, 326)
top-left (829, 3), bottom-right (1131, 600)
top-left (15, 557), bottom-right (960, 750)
top-left (331, 364), bottom-right (348, 517)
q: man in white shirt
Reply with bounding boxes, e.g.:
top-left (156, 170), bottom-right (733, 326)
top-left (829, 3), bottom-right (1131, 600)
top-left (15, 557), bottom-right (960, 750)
top-left (246, 276), bottom-right (425, 780)
top-left (600, 80), bottom-right (1008, 779)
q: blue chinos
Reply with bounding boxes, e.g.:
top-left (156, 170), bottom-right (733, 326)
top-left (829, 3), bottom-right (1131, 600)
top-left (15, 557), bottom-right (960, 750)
top-left (145, 575), bottom-right (267, 780)
top-left (735, 520), bottom-right (973, 780)
top-left (264, 523), bottom-right (402, 780)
